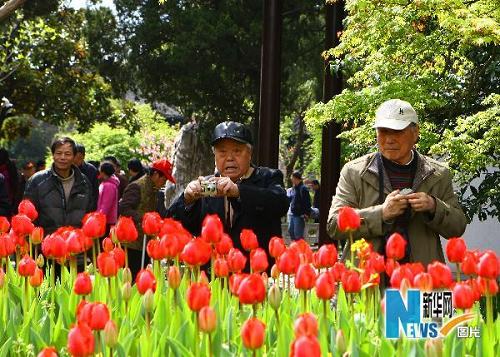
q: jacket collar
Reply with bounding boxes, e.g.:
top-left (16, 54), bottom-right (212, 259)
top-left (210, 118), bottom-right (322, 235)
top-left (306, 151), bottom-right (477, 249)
top-left (362, 151), bottom-right (435, 192)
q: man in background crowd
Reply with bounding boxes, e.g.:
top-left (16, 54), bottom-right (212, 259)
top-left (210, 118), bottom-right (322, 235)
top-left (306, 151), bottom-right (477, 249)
top-left (74, 143), bottom-right (99, 208)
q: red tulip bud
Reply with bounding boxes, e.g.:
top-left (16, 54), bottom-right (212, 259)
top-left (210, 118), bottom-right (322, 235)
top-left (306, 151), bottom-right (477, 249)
top-left (186, 282), bottom-right (211, 312)
top-left (427, 261), bottom-right (453, 289)
top-left (11, 214), bottom-right (34, 236)
top-left (18, 199), bottom-right (38, 221)
top-left (446, 237), bottom-right (467, 263)
top-left (214, 258), bottom-right (229, 278)
top-left (337, 206), bottom-right (360, 232)
top-left (0, 217), bottom-right (9, 234)
top-left (142, 212), bottom-right (162, 236)
top-left (237, 273), bottom-right (266, 305)
top-left (290, 335), bottom-right (321, 357)
top-left (295, 264), bottom-right (317, 291)
top-left (250, 248), bottom-right (268, 273)
top-left (341, 269), bottom-right (361, 293)
top-left (74, 272), bottom-right (93, 296)
top-left (82, 212), bottom-right (106, 238)
top-left (452, 282), bottom-right (474, 309)
top-left (115, 216), bottom-right (138, 243)
top-left (240, 229), bottom-right (259, 251)
top-left (315, 272), bottom-right (336, 300)
top-left (97, 252), bottom-right (118, 277)
top-left (268, 236), bottom-right (285, 258)
top-left (198, 306), bottom-right (217, 333)
top-left (37, 346), bottom-right (58, 357)
top-left (241, 318), bottom-right (265, 350)
top-left (477, 250), bottom-right (499, 279)
top-left (29, 267), bottom-right (44, 287)
top-left (135, 269), bottom-right (156, 294)
top-left (215, 233), bottom-right (233, 255)
top-left (385, 233), bottom-right (406, 261)
top-left (31, 227), bottom-right (44, 245)
top-left (201, 214), bottom-right (223, 243)
top-left (227, 248), bottom-right (247, 273)
top-left (294, 313), bottom-right (318, 337)
top-left (67, 322), bottom-right (94, 357)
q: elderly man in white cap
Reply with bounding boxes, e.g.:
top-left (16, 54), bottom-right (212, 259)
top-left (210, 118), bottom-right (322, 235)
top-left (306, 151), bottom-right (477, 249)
top-left (327, 99), bottom-right (467, 266)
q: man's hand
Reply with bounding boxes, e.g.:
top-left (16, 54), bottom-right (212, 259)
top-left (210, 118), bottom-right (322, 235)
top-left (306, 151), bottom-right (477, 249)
top-left (184, 177), bottom-right (204, 204)
top-left (382, 190), bottom-right (409, 221)
top-left (407, 192), bottom-right (436, 214)
top-left (215, 176), bottom-right (240, 198)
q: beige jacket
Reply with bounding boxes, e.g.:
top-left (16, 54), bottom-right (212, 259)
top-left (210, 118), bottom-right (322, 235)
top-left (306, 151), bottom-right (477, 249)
top-left (327, 152), bottom-right (467, 265)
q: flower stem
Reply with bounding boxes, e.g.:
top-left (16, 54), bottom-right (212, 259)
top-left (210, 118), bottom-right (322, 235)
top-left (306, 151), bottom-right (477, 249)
top-left (194, 312), bottom-right (200, 357)
top-left (24, 277), bottom-right (28, 315)
top-left (456, 263), bottom-right (461, 282)
top-left (349, 231), bottom-right (354, 267)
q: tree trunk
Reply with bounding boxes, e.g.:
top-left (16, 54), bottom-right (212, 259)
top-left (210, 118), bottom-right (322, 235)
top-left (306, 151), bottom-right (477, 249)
top-left (0, 0), bottom-right (26, 23)
top-left (285, 112), bottom-right (306, 185)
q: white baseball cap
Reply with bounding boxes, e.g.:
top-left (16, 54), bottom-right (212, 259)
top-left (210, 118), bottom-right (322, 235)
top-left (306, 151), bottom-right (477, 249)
top-left (373, 99), bottom-right (418, 130)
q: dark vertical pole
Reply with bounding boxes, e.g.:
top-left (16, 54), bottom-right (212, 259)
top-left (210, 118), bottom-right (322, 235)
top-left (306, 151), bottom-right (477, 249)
top-left (257, 0), bottom-right (282, 168)
top-left (319, 1), bottom-right (345, 246)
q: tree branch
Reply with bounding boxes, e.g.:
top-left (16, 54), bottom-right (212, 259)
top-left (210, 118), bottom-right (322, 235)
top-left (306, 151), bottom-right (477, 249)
top-left (0, 0), bottom-right (27, 23)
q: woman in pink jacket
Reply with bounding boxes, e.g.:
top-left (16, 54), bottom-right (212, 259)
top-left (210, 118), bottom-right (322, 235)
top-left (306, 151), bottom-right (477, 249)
top-left (97, 162), bottom-right (120, 229)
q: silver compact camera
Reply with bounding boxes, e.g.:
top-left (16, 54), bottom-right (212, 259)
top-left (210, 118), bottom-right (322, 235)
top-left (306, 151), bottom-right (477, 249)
top-left (399, 188), bottom-right (414, 195)
top-left (200, 179), bottom-right (217, 197)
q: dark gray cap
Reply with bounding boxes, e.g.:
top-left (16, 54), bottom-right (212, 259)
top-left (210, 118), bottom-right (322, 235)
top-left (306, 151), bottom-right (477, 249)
top-left (212, 121), bottom-right (253, 145)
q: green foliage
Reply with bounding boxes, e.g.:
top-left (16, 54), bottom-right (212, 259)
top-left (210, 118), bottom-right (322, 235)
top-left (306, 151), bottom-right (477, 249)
top-left (305, 0), bottom-right (500, 220)
top-left (62, 102), bottom-right (179, 166)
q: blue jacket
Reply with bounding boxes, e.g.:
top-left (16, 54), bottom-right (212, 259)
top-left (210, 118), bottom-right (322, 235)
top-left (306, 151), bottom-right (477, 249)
top-left (288, 182), bottom-right (311, 216)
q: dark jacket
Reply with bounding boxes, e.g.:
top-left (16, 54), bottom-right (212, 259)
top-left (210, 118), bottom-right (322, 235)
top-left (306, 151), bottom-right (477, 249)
top-left (0, 174), bottom-right (12, 217)
top-left (289, 182), bottom-right (311, 216)
top-left (24, 165), bottom-right (93, 234)
top-left (119, 174), bottom-right (159, 250)
top-left (167, 166), bottom-right (289, 255)
top-left (79, 161), bottom-right (99, 209)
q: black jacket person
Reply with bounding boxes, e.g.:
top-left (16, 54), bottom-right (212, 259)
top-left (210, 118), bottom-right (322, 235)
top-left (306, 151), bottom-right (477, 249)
top-left (167, 121), bottom-right (289, 265)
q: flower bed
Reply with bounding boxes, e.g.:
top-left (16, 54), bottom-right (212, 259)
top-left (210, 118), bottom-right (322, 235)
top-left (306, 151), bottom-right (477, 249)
top-left (0, 202), bottom-right (498, 356)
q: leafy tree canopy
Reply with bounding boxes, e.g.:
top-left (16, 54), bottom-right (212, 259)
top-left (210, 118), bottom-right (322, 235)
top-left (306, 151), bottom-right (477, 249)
top-left (305, 0), bottom-right (500, 220)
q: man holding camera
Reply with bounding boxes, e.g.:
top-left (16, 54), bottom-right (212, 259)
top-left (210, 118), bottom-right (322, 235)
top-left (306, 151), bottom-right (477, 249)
top-left (327, 99), bottom-right (467, 265)
top-left (168, 121), bottom-right (289, 260)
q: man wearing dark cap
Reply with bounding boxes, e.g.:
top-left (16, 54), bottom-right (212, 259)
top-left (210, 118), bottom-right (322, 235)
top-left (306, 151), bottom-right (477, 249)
top-left (167, 121), bottom-right (289, 265)
top-left (119, 158), bottom-right (175, 277)
top-left (287, 170), bottom-right (312, 241)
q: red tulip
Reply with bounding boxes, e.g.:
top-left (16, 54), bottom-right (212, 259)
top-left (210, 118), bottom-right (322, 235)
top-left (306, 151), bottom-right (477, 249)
top-left (289, 239), bottom-right (313, 264)
top-left (366, 252), bottom-right (385, 273)
top-left (331, 262), bottom-right (346, 282)
top-left (237, 274), bottom-right (266, 305)
top-left (214, 258), bottom-right (229, 278)
top-left (215, 233), bottom-right (233, 255)
top-left (11, 214), bottom-right (34, 236)
top-left (135, 269), bottom-right (156, 294)
top-left (111, 247), bottom-right (126, 268)
top-left (186, 282), bottom-right (211, 312)
top-left (0, 216), bottom-right (9, 233)
top-left (337, 206), bottom-right (360, 232)
top-left (477, 250), bottom-right (499, 279)
top-left (97, 252), bottom-right (118, 277)
top-left (198, 306), bottom-right (217, 333)
top-left (452, 282), bottom-right (474, 309)
top-left (229, 273), bottom-right (248, 296)
top-left (180, 238), bottom-right (212, 266)
top-left (467, 278), bottom-right (482, 302)
top-left (160, 233), bottom-right (180, 259)
top-left (295, 264), bottom-right (317, 291)
top-left (427, 261), bottom-right (453, 289)
top-left (390, 266), bottom-right (414, 289)
top-left (294, 313), bottom-right (318, 337)
top-left (316, 244), bottom-right (338, 268)
top-left (250, 248), bottom-right (269, 273)
top-left (241, 318), bottom-right (265, 350)
top-left (18, 199), bottom-right (38, 221)
top-left (115, 216), bottom-right (138, 243)
top-left (408, 262), bottom-right (425, 277)
top-left (240, 229), bottom-right (259, 251)
top-left (67, 322), bottom-right (94, 357)
top-left (65, 229), bottom-right (86, 256)
top-left (413, 272), bottom-right (433, 292)
top-left (385, 258), bottom-right (400, 277)
top-left (201, 214), bottom-right (223, 243)
top-left (315, 272), bottom-right (335, 300)
top-left (102, 237), bottom-right (114, 252)
top-left (461, 251), bottom-right (479, 276)
top-left (341, 269), bottom-right (361, 293)
top-left (147, 239), bottom-right (166, 260)
top-left (227, 248), bottom-right (247, 272)
top-left (142, 212), bottom-right (162, 236)
top-left (18, 255), bottom-right (36, 276)
top-left (168, 265), bottom-right (181, 289)
top-left (385, 233), bottom-right (406, 261)
top-left (42, 233), bottom-right (67, 259)
top-left (446, 237), bottom-right (467, 263)
top-left (477, 276), bottom-right (499, 297)
top-left (0, 232), bottom-right (15, 258)
top-left (277, 248), bottom-right (300, 275)
top-left (82, 212), bottom-right (106, 238)
top-left (361, 267), bottom-right (380, 286)
top-left (30, 226), bottom-right (44, 245)
top-left (268, 236), bottom-right (286, 258)
top-left (78, 302), bottom-right (110, 331)
top-left (29, 267), bottom-right (44, 287)
top-left (37, 347), bottom-right (58, 357)
top-left (74, 272), bottom-right (93, 295)
top-left (290, 335), bottom-right (321, 357)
